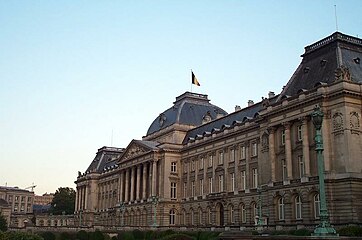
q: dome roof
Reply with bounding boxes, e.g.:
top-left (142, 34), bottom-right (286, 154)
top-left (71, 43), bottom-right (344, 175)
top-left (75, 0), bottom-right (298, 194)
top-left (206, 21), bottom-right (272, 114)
top-left (146, 92), bottom-right (228, 136)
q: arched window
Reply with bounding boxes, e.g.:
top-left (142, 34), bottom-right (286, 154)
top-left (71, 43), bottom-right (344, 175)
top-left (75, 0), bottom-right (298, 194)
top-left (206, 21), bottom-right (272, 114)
top-left (229, 205), bottom-right (235, 224)
top-left (198, 208), bottom-right (203, 225)
top-left (181, 209), bottom-right (186, 225)
top-left (295, 196), bottom-right (302, 219)
top-left (278, 197), bottom-right (285, 220)
top-left (191, 209), bottom-right (195, 225)
top-left (207, 207), bottom-right (212, 225)
top-left (169, 209), bottom-right (176, 225)
top-left (240, 204), bottom-right (246, 223)
top-left (314, 194), bottom-right (320, 219)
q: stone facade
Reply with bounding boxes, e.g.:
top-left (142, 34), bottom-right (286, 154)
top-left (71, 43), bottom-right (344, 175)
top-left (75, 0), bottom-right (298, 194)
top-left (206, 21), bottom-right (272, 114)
top-left (74, 32), bottom-right (362, 231)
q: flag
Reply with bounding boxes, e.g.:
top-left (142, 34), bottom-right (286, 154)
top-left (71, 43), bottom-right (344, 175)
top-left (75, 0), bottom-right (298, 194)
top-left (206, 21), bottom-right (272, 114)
top-left (191, 71), bottom-right (200, 86)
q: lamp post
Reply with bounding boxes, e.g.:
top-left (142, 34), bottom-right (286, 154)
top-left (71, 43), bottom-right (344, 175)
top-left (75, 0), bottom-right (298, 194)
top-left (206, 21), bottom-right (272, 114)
top-left (151, 195), bottom-right (159, 228)
top-left (311, 105), bottom-right (337, 237)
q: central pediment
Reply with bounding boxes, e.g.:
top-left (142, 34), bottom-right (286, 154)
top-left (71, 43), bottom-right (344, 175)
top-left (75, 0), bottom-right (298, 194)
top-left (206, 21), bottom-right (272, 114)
top-left (118, 139), bottom-right (159, 162)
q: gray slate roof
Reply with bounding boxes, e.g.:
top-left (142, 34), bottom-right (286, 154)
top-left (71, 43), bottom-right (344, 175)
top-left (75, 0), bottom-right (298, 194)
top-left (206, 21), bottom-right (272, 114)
top-left (147, 92), bottom-right (228, 136)
top-left (279, 32), bottom-right (362, 99)
top-left (85, 147), bottom-right (124, 173)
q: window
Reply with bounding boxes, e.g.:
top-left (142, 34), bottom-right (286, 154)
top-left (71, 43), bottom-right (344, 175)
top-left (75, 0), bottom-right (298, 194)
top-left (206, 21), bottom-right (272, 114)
top-left (191, 210), bottom-right (195, 225)
top-left (230, 173), bottom-right (235, 192)
top-left (182, 209), bottom-right (186, 225)
top-left (298, 156), bottom-right (305, 178)
top-left (199, 208), bottom-right (203, 225)
top-left (15, 196), bottom-right (19, 202)
top-left (241, 204), bottom-right (246, 223)
top-left (241, 170), bottom-right (246, 190)
top-left (199, 179), bottom-right (204, 196)
top-left (208, 155), bottom-right (213, 167)
top-left (184, 162), bottom-right (188, 173)
top-left (297, 125), bottom-right (303, 141)
top-left (314, 194), bottom-right (320, 219)
top-left (253, 203), bottom-right (258, 219)
top-left (282, 159), bottom-right (287, 180)
top-left (21, 196), bottom-right (25, 202)
top-left (230, 148), bottom-right (235, 162)
top-left (191, 160), bottom-right (195, 171)
top-left (230, 205), bottom-right (235, 223)
top-left (240, 146), bottom-right (246, 159)
top-left (218, 151), bottom-right (224, 165)
top-left (218, 175), bottom-right (224, 192)
top-left (199, 157), bottom-right (204, 169)
top-left (183, 182), bottom-right (187, 198)
top-left (171, 162), bottom-right (177, 173)
top-left (209, 177), bottom-right (213, 193)
top-left (252, 143), bottom-right (258, 156)
top-left (295, 196), bottom-right (302, 219)
top-left (169, 209), bottom-right (176, 225)
top-left (207, 207), bottom-right (212, 224)
top-left (281, 130), bottom-right (286, 145)
top-left (191, 181), bottom-right (195, 197)
top-left (252, 168), bottom-right (258, 188)
top-left (170, 182), bottom-right (177, 199)
top-left (278, 197), bottom-right (285, 220)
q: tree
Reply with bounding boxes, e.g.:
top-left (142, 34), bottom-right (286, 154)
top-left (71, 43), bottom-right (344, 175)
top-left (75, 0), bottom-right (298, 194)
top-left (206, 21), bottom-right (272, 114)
top-left (0, 213), bottom-right (7, 232)
top-left (50, 187), bottom-right (76, 215)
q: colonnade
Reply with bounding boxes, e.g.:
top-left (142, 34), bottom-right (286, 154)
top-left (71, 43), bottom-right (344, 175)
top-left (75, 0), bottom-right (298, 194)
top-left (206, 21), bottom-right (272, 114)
top-left (75, 185), bottom-right (87, 211)
top-left (119, 160), bottom-right (158, 203)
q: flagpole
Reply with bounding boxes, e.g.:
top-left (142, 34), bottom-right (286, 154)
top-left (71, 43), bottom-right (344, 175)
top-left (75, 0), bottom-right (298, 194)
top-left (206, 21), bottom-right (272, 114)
top-left (190, 69), bottom-right (193, 93)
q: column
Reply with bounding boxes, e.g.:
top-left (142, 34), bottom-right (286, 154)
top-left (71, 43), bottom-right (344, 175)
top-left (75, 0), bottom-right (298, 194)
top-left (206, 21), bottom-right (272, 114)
top-left (142, 163), bottom-right (147, 199)
top-left (268, 127), bottom-right (276, 182)
top-left (136, 165), bottom-right (141, 201)
top-left (125, 168), bottom-right (129, 202)
top-left (245, 144), bottom-right (249, 190)
top-left (301, 118), bottom-right (311, 176)
top-left (84, 186), bottom-right (88, 210)
top-left (284, 122), bottom-right (293, 179)
top-left (130, 167), bottom-right (135, 201)
top-left (119, 171), bottom-right (124, 202)
top-left (75, 187), bottom-right (79, 211)
top-left (148, 162), bottom-right (153, 198)
top-left (151, 160), bottom-right (157, 196)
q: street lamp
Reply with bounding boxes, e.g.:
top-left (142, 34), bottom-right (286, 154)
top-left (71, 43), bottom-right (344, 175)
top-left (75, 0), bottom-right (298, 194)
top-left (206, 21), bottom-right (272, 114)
top-left (151, 195), bottom-right (159, 228)
top-left (311, 105), bottom-right (337, 237)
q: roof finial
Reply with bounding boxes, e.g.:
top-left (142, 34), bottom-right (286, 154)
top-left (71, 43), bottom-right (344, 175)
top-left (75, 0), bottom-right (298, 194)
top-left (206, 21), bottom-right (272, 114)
top-left (334, 4), bottom-right (339, 32)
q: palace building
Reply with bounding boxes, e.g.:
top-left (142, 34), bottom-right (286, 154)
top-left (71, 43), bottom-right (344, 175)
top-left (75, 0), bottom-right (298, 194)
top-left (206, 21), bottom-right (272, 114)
top-left (74, 32), bottom-right (362, 231)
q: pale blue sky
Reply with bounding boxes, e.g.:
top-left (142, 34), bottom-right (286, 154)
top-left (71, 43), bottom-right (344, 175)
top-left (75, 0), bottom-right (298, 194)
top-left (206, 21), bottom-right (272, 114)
top-left (1, 1), bottom-right (361, 195)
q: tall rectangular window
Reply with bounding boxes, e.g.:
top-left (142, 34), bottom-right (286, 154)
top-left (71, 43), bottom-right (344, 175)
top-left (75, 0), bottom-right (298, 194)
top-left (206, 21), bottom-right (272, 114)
top-left (230, 173), bottom-right (235, 192)
top-left (230, 149), bottom-right (235, 162)
top-left (170, 182), bottom-right (177, 199)
top-left (252, 143), bottom-right (258, 156)
top-left (184, 162), bottom-right (188, 173)
top-left (218, 151), bottom-right (224, 165)
top-left (208, 155), bottom-right (213, 168)
top-left (183, 182), bottom-right (187, 198)
top-left (298, 155), bottom-right (305, 178)
top-left (191, 181), bottom-right (195, 197)
top-left (171, 162), bottom-right (177, 173)
top-left (199, 179), bottom-right (204, 196)
top-left (199, 157), bottom-right (204, 169)
top-left (191, 160), bottom-right (195, 171)
top-left (297, 125), bottom-right (303, 141)
top-left (295, 196), bottom-right (302, 219)
top-left (281, 130), bottom-right (286, 145)
top-left (218, 175), bottom-right (224, 192)
top-left (240, 146), bottom-right (246, 159)
top-left (282, 159), bottom-right (287, 180)
top-left (209, 177), bottom-right (213, 193)
top-left (241, 170), bottom-right (246, 190)
top-left (252, 168), bottom-right (258, 188)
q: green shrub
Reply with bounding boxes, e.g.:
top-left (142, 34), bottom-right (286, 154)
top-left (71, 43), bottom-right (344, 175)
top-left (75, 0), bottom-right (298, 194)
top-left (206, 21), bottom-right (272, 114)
top-left (40, 231), bottom-right (55, 240)
top-left (77, 230), bottom-right (89, 240)
top-left (0, 214), bottom-right (7, 232)
top-left (89, 230), bottom-right (105, 240)
top-left (2, 231), bottom-right (43, 240)
top-left (338, 226), bottom-right (362, 237)
top-left (293, 228), bottom-right (312, 236)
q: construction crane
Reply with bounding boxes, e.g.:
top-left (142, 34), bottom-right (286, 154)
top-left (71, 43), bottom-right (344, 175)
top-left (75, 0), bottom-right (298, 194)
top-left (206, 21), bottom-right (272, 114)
top-left (25, 183), bottom-right (37, 192)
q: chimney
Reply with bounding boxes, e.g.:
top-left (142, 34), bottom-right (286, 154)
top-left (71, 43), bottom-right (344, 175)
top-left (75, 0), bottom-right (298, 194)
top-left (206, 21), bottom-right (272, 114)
top-left (268, 91), bottom-right (275, 98)
top-left (235, 105), bottom-right (241, 112)
top-left (248, 100), bottom-right (254, 107)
